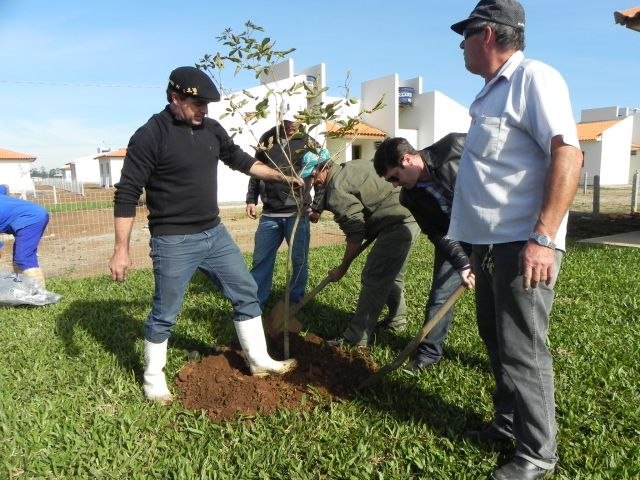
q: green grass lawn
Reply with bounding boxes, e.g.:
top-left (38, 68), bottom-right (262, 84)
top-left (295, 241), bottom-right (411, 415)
top-left (46, 201), bottom-right (114, 214)
top-left (1, 237), bottom-right (638, 479)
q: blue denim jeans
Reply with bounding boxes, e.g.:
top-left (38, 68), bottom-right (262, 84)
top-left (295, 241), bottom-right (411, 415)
top-left (250, 214), bottom-right (310, 307)
top-left (414, 247), bottom-right (463, 363)
top-left (472, 242), bottom-right (562, 470)
top-left (144, 223), bottom-right (261, 343)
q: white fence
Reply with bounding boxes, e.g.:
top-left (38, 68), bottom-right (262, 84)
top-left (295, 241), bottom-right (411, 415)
top-left (36, 178), bottom-right (85, 197)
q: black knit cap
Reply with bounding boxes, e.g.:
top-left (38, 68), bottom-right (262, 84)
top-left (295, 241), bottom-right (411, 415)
top-left (167, 66), bottom-right (220, 102)
top-left (451, 0), bottom-right (525, 35)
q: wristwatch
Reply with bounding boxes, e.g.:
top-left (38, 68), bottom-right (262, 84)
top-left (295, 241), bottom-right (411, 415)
top-left (529, 232), bottom-right (556, 250)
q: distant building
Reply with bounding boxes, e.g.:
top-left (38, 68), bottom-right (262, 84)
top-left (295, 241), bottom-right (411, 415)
top-left (577, 106), bottom-right (640, 185)
top-left (95, 148), bottom-right (126, 187)
top-left (0, 148), bottom-right (36, 193)
top-left (67, 154), bottom-right (101, 184)
top-left (207, 59), bottom-right (471, 203)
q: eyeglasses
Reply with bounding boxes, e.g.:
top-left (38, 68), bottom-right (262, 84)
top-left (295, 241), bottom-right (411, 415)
top-left (463, 26), bottom-right (485, 40)
top-left (384, 174), bottom-right (400, 183)
top-left (383, 168), bottom-right (401, 183)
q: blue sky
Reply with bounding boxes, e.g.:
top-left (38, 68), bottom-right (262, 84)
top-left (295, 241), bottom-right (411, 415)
top-left (1, 0), bottom-right (638, 170)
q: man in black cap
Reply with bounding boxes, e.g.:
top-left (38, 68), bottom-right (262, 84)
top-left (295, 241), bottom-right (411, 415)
top-left (109, 66), bottom-right (300, 405)
top-left (448, 1), bottom-right (583, 479)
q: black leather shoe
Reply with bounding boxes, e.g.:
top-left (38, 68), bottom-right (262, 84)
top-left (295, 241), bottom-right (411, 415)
top-left (464, 421), bottom-right (515, 444)
top-left (377, 317), bottom-right (407, 332)
top-left (404, 357), bottom-right (438, 372)
top-left (491, 457), bottom-right (554, 479)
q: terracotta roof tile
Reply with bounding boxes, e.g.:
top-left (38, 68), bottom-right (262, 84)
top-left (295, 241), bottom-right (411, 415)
top-left (576, 120), bottom-right (620, 141)
top-left (95, 147), bottom-right (127, 159)
top-left (326, 121), bottom-right (387, 138)
top-left (0, 148), bottom-right (36, 161)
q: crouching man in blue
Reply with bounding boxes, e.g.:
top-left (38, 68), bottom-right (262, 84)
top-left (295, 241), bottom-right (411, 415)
top-left (373, 133), bottom-right (475, 371)
top-left (0, 184), bottom-right (50, 288)
top-left (109, 66), bottom-right (299, 404)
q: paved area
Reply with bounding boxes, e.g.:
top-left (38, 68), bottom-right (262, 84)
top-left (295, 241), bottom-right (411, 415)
top-left (579, 231), bottom-right (640, 248)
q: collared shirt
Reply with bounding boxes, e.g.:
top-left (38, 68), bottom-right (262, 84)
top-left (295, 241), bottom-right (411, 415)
top-left (448, 51), bottom-right (580, 251)
top-left (416, 181), bottom-right (452, 217)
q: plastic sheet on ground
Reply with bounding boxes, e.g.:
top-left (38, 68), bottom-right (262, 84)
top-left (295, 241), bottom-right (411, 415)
top-left (0, 270), bottom-right (62, 306)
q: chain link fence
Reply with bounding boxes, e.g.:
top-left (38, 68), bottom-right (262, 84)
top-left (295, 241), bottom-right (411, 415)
top-left (0, 184), bottom-right (344, 280)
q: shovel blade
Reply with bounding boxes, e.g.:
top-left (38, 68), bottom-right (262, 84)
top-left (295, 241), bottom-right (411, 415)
top-left (265, 299), bottom-right (303, 337)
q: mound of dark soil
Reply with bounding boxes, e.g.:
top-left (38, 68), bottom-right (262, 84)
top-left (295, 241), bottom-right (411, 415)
top-left (175, 333), bottom-right (378, 422)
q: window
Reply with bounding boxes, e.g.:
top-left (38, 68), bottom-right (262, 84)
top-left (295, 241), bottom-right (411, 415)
top-left (352, 145), bottom-right (362, 160)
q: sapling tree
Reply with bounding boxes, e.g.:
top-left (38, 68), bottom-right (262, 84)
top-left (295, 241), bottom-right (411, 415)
top-left (197, 21), bottom-right (384, 358)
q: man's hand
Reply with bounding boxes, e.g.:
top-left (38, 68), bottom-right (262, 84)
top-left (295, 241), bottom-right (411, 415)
top-left (246, 203), bottom-right (258, 220)
top-left (109, 249), bottom-right (132, 282)
top-left (285, 174), bottom-right (304, 188)
top-left (328, 264), bottom-right (348, 282)
top-left (459, 267), bottom-right (475, 289)
top-left (309, 210), bottom-right (322, 223)
top-left (520, 241), bottom-right (555, 290)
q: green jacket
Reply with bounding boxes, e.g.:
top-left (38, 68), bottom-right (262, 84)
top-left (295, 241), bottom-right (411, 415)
top-left (322, 159), bottom-right (415, 244)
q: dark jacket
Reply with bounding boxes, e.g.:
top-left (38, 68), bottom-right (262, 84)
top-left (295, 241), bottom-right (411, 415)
top-left (400, 132), bottom-right (470, 270)
top-left (114, 106), bottom-right (256, 236)
top-left (245, 126), bottom-right (316, 214)
top-left (324, 159), bottom-right (415, 244)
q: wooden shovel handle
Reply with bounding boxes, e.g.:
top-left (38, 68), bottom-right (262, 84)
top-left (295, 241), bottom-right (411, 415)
top-left (358, 284), bottom-right (466, 389)
top-left (290, 238), bottom-right (374, 316)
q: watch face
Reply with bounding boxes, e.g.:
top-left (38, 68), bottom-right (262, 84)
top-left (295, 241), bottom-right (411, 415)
top-left (531, 233), bottom-right (554, 248)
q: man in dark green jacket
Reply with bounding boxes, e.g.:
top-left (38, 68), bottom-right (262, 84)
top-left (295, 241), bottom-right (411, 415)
top-left (311, 158), bottom-right (419, 347)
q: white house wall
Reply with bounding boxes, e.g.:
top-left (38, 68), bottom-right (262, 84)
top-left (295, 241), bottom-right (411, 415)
top-left (360, 74), bottom-right (469, 150)
top-left (599, 118), bottom-right (633, 185)
top-left (632, 113), bottom-right (640, 144)
top-left (581, 106), bottom-right (622, 122)
top-left (208, 59), bottom-right (470, 201)
top-left (361, 74), bottom-right (398, 137)
top-left (430, 92), bottom-right (472, 145)
top-left (0, 161), bottom-right (35, 193)
top-left (70, 155), bottom-right (101, 184)
top-left (104, 158), bottom-right (124, 186)
top-left (631, 114), bottom-right (640, 182)
top-left (581, 142), bottom-right (603, 185)
top-left (209, 74), bottom-right (314, 203)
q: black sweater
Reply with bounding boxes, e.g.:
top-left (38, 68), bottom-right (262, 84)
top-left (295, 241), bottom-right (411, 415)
top-left (114, 106), bottom-right (256, 235)
top-left (245, 127), bottom-right (315, 214)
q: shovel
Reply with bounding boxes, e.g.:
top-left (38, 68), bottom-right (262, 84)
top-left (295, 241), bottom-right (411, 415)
top-left (357, 284), bottom-right (466, 389)
top-left (265, 238), bottom-right (374, 337)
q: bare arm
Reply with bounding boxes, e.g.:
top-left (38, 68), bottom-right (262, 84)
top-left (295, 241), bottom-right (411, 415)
top-left (108, 216), bottom-right (135, 282)
top-left (521, 135), bottom-right (583, 289)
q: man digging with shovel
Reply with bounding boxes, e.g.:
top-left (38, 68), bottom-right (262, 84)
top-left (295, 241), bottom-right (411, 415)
top-left (373, 133), bottom-right (475, 371)
top-left (310, 157), bottom-right (419, 347)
